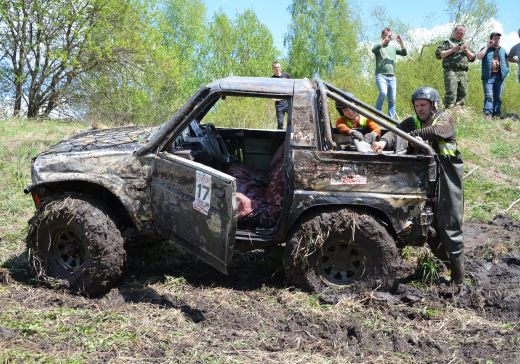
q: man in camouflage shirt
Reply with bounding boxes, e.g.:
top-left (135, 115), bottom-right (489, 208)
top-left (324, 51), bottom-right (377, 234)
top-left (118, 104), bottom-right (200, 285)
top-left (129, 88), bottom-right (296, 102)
top-left (435, 25), bottom-right (476, 108)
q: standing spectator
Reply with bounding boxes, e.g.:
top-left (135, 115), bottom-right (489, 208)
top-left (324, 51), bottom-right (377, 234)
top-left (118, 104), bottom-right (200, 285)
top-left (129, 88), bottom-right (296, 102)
top-left (506, 28), bottom-right (520, 82)
top-left (271, 61), bottom-right (291, 129)
top-left (435, 25), bottom-right (476, 108)
top-left (476, 32), bottom-right (509, 118)
top-left (372, 28), bottom-right (407, 118)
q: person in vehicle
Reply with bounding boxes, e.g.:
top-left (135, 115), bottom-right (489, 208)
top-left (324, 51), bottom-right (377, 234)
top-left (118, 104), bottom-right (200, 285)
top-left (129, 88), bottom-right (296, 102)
top-left (335, 98), bottom-right (381, 144)
top-left (371, 87), bottom-right (465, 284)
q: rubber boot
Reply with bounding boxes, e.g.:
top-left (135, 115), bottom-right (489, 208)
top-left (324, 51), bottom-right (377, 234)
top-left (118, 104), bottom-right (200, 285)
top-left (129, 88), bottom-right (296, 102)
top-left (450, 256), bottom-right (465, 284)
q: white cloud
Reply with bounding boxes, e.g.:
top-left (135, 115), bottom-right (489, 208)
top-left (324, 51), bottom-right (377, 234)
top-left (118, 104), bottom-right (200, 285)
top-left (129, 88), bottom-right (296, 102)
top-left (404, 18), bottom-right (518, 52)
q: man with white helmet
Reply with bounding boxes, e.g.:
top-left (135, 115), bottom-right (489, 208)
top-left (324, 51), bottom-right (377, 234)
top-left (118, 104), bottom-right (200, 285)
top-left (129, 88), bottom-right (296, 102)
top-left (372, 87), bottom-right (465, 284)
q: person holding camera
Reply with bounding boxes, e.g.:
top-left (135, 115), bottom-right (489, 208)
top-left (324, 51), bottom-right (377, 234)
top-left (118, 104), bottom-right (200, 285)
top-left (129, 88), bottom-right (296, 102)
top-left (435, 25), bottom-right (476, 108)
top-left (372, 28), bottom-right (407, 118)
top-left (477, 32), bottom-right (510, 118)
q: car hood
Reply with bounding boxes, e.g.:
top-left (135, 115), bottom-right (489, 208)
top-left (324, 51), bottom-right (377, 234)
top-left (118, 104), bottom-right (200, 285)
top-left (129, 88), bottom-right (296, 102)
top-left (39, 126), bottom-right (158, 156)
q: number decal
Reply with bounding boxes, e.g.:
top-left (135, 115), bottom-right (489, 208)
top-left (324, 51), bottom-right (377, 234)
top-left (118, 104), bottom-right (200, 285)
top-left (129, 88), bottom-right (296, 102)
top-left (193, 171), bottom-right (212, 215)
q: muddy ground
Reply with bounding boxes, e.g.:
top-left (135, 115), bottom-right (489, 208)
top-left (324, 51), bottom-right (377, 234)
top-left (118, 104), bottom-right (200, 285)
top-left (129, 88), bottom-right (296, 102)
top-left (1, 215), bottom-right (519, 363)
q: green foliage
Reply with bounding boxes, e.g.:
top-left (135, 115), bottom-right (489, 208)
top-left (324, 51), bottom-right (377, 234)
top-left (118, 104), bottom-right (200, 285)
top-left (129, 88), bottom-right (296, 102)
top-left (285, 0), bottom-right (361, 79)
top-left (203, 12), bottom-right (237, 79)
top-left (205, 97), bottom-right (277, 129)
top-left (202, 9), bottom-right (278, 81)
top-left (446, 0), bottom-right (497, 45)
top-left (0, 118), bottom-right (84, 264)
top-left (416, 251), bottom-right (441, 285)
top-left (234, 10), bottom-right (279, 76)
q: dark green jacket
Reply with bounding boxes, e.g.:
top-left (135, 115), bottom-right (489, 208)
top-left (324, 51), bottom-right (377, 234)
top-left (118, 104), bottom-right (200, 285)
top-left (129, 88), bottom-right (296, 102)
top-left (435, 38), bottom-right (475, 71)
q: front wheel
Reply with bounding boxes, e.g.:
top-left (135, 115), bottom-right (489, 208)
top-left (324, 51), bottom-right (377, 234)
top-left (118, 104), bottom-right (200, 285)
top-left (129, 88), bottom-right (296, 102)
top-left (284, 208), bottom-right (399, 292)
top-left (27, 194), bottom-right (126, 296)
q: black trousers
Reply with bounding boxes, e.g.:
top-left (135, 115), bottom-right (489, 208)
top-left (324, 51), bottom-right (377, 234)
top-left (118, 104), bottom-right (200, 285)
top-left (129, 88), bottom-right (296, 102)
top-left (275, 100), bottom-right (289, 129)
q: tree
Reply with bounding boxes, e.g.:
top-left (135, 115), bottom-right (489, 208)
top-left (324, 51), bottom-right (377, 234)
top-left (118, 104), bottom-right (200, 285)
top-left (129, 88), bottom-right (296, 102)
top-left (285, 0), bottom-right (360, 79)
top-left (446, 0), bottom-right (497, 45)
top-left (234, 9), bottom-right (278, 76)
top-left (203, 11), bottom-right (237, 79)
top-left (0, 0), bottom-right (153, 118)
top-left (161, 0), bottom-right (206, 95)
top-left (203, 9), bottom-right (278, 80)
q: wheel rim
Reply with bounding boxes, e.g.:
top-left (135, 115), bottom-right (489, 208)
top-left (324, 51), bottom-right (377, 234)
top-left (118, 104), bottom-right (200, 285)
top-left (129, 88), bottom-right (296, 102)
top-left (318, 238), bottom-right (366, 286)
top-left (52, 229), bottom-right (86, 270)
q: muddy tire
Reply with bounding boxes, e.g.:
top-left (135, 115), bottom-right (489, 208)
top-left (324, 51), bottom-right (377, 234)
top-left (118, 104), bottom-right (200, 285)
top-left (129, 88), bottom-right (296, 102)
top-left (26, 194), bottom-right (126, 297)
top-left (284, 208), bottom-right (399, 292)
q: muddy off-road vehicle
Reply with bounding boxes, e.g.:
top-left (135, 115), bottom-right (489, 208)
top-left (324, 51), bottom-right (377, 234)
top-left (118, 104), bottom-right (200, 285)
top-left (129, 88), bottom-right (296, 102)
top-left (25, 77), bottom-right (440, 296)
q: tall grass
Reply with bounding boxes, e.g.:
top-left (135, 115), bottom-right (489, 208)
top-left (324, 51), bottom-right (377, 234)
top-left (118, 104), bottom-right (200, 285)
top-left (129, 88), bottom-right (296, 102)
top-left (454, 109), bottom-right (520, 220)
top-left (0, 118), bottom-right (86, 263)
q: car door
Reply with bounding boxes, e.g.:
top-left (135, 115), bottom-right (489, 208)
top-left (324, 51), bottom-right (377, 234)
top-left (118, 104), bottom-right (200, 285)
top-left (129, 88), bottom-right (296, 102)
top-left (151, 151), bottom-right (237, 274)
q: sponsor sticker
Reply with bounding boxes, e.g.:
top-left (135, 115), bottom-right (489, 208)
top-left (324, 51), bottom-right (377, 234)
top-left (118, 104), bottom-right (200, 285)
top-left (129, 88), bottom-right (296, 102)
top-left (193, 170), bottom-right (212, 215)
top-left (330, 174), bottom-right (368, 185)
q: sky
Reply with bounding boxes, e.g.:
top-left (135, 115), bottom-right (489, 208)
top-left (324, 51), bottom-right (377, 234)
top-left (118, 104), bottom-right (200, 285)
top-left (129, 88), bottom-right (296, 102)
top-left (203, 0), bottom-right (519, 53)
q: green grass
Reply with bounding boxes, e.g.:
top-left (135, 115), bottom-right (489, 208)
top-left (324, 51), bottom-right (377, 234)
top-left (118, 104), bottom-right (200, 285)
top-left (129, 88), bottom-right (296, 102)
top-left (0, 118), bottom-right (86, 263)
top-left (0, 113), bottom-right (518, 362)
top-left (455, 109), bottom-right (520, 220)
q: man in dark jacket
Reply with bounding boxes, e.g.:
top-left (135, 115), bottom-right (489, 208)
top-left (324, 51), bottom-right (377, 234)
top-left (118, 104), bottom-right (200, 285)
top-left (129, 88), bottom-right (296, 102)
top-left (271, 61), bottom-right (291, 129)
top-left (372, 87), bottom-right (465, 284)
top-left (476, 32), bottom-right (510, 118)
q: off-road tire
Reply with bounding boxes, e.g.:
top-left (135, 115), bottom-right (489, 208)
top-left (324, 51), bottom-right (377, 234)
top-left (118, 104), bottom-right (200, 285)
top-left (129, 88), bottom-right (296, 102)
top-left (27, 194), bottom-right (126, 297)
top-left (284, 208), bottom-right (399, 292)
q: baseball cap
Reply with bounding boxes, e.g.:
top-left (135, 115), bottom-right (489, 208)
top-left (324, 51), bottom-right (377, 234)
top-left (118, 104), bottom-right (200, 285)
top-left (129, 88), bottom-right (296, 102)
top-left (490, 32), bottom-right (502, 39)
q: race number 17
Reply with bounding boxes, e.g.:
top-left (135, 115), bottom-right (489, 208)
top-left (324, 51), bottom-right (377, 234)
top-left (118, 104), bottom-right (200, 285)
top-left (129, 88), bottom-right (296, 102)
top-left (193, 170), bottom-right (212, 215)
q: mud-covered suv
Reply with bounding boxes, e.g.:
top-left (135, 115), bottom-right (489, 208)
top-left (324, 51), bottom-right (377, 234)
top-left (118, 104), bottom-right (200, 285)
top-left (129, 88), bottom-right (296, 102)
top-left (25, 77), bottom-right (439, 296)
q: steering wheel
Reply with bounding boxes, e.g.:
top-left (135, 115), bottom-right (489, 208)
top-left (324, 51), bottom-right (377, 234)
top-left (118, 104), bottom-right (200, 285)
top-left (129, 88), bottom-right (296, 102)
top-left (203, 124), bottom-right (230, 165)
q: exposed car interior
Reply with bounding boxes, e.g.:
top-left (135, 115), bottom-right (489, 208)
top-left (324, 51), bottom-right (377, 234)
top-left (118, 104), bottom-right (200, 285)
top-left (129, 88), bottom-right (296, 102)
top-left (165, 95), bottom-right (288, 228)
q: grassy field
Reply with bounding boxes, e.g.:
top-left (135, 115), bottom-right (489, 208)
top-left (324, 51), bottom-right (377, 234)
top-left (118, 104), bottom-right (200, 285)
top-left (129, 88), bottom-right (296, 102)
top-left (0, 113), bottom-right (519, 363)
top-left (454, 108), bottom-right (520, 220)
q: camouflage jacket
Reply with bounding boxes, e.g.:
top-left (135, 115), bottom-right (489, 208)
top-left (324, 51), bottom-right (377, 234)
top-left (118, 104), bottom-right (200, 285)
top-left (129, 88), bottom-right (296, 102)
top-left (435, 38), bottom-right (476, 71)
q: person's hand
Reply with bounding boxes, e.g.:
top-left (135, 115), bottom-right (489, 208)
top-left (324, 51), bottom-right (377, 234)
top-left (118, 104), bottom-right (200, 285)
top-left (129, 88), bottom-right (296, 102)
top-left (364, 132), bottom-right (377, 144)
top-left (349, 129), bottom-right (364, 141)
top-left (462, 43), bottom-right (468, 52)
top-left (382, 34), bottom-right (391, 46)
top-left (487, 40), bottom-right (494, 48)
top-left (453, 44), bottom-right (462, 53)
top-left (396, 34), bottom-right (403, 45)
top-left (372, 141), bottom-right (385, 153)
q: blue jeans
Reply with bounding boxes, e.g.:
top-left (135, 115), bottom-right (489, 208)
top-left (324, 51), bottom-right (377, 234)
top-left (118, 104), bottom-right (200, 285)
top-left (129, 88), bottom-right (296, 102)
top-left (375, 74), bottom-right (397, 118)
top-left (482, 73), bottom-right (504, 116)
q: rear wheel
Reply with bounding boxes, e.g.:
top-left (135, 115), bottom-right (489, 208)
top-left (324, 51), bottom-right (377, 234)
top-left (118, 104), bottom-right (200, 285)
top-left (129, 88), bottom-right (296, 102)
top-left (284, 208), bottom-right (399, 292)
top-left (27, 194), bottom-right (126, 296)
